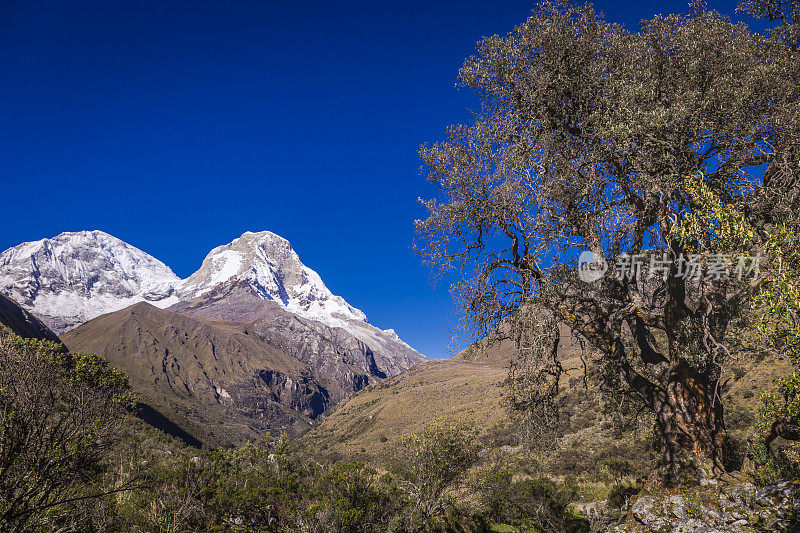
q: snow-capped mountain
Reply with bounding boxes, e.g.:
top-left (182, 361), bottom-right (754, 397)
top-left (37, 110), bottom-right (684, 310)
top-left (176, 231), bottom-right (367, 328)
top-left (3, 229), bottom-right (424, 444)
top-left (0, 230), bottom-right (424, 371)
top-left (171, 231), bottom-right (422, 373)
top-left (0, 231), bottom-right (180, 333)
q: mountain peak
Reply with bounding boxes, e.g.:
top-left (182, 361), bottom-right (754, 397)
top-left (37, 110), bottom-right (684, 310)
top-left (238, 230), bottom-right (288, 242)
top-left (0, 231), bottom-right (180, 333)
top-left (177, 231), bottom-right (368, 327)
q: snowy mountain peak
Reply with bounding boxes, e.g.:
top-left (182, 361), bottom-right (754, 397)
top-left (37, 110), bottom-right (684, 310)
top-left (0, 229), bottom-right (417, 360)
top-left (177, 231), bottom-right (368, 327)
top-left (0, 230), bottom-right (180, 333)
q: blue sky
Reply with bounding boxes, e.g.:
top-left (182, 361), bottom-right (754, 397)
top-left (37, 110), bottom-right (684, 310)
top-left (0, 0), bottom-right (757, 358)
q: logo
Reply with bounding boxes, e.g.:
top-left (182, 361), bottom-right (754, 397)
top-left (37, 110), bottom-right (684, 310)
top-left (578, 251), bottom-right (608, 283)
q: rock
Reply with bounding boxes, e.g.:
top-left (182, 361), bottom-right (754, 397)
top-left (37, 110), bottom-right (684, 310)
top-left (627, 481), bottom-right (799, 532)
top-left (631, 496), bottom-right (657, 524)
top-left (726, 482), bottom-right (756, 508)
top-left (728, 519), bottom-right (749, 531)
top-left (649, 517), bottom-right (671, 531)
top-left (673, 519), bottom-right (717, 532)
top-left (663, 495), bottom-right (688, 519)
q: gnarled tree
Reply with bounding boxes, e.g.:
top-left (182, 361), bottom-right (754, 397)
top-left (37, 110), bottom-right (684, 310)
top-left (415, 0), bottom-right (800, 486)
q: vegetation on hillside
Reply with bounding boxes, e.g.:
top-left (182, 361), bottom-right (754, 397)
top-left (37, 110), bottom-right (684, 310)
top-left (0, 335), bottom-right (135, 530)
top-left (0, 331), bottom-right (594, 531)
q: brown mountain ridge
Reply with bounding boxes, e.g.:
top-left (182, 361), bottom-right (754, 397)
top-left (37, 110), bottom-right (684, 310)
top-left (62, 302), bottom-right (330, 447)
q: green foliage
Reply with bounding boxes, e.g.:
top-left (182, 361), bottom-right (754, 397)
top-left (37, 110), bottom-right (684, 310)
top-left (671, 174), bottom-right (755, 254)
top-left (71, 352), bottom-right (138, 407)
top-left (398, 421), bottom-right (480, 518)
top-left (3, 334), bottom-right (137, 408)
top-left (726, 180), bottom-right (800, 476)
top-left (755, 222), bottom-right (800, 449)
top-left (606, 484), bottom-right (639, 510)
top-left (305, 461), bottom-right (403, 532)
top-left (604, 459), bottom-right (632, 486)
top-left (0, 333), bottom-right (130, 531)
top-left (471, 462), bottom-right (588, 532)
top-left (749, 442), bottom-right (800, 485)
top-left (0, 332), bottom-right (588, 531)
top-left (674, 166), bottom-right (800, 482)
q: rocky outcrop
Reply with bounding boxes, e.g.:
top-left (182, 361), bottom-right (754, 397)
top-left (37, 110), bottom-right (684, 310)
top-left (626, 481), bottom-right (800, 532)
top-left (170, 281), bottom-right (398, 405)
top-left (254, 369), bottom-right (330, 418)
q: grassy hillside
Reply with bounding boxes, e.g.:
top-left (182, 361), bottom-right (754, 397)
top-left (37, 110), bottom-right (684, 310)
top-left (300, 360), bottom-right (509, 463)
top-left (302, 340), bottom-right (792, 503)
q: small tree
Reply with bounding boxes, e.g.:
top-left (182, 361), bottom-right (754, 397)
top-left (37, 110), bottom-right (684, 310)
top-left (753, 204), bottom-right (800, 448)
top-left (398, 421), bottom-right (479, 518)
top-left (0, 334), bottom-right (134, 530)
top-left (416, 0), bottom-right (800, 485)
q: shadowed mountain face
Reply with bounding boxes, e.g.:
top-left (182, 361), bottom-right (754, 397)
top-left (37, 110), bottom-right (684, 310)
top-left (62, 302), bottom-right (332, 447)
top-left (0, 293), bottom-right (62, 343)
top-left (170, 279), bottom-right (422, 372)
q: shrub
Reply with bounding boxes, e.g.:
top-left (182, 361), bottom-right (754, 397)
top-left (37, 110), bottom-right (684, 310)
top-left (0, 334), bottom-right (130, 531)
top-left (750, 441), bottom-right (800, 485)
top-left (471, 461), bottom-right (588, 532)
top-left (397, 421), bottom-right (480, 518)
top-left (305, 461), bottom-right (402, 532)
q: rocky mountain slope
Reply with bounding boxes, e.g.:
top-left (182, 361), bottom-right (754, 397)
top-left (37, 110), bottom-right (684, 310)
top-left (62, 302), bottom-right (331, 446)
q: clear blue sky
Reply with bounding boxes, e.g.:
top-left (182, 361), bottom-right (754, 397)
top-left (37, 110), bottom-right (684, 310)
top-left (0, 0), bottom-right (755, 358)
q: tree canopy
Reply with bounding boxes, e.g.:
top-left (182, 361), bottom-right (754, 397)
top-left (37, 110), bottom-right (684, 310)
top-left (416, 0), bottom-right (800, 486)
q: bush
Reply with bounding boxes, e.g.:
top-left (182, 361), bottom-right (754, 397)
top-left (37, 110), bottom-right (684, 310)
top-left (0, 334), bottom-right (130, 531)
top-left (750, 441), bottom-right (800, 486)
top-left (471, 462), bottom-right (588, 532)
top-left (397, 421), bottom-right (480, 518)
top-left (305, 461), bottom-right (403, 532)
top-left (607, 484), bottom-right (639, 509)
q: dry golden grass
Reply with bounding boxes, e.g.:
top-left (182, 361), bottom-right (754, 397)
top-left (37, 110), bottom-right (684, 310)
top-left (300, 359), bottom-right (509, 463)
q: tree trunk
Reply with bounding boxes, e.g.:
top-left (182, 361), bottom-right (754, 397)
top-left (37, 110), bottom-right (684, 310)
top-left (652, 360), bottom-right (726, 487)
